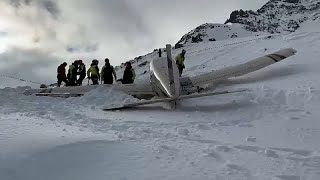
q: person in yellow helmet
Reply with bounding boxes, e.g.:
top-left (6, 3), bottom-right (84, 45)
top-left (87, 59), bottom-right (100, 85)
top-left (175, 49), bottom-right (186, 77)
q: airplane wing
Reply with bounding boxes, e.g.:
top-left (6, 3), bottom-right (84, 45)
top-left (180, 48), bottom-right (297, 89)
top-left (103, 89), bottom-right (247, 111)
top-left (24, 82), bottom-right (154, 99)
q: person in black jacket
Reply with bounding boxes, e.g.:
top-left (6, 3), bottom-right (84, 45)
top-left (77, 60), bottom-right (86, 86)
top-left (158, 48), bottom-right (162, 57)
top-left (67, 60), bottom-right (79, 86)
top-left (101, 58), bottom-right (117, 84)
top-left (122, 62), bottom-right (136, 84)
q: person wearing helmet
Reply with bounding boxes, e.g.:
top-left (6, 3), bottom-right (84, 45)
top-left (67, 60), bottom-right (79, 86)
top-left (175, 49), bottom-right (186, 77)
top-left (122, 61), bottom-right (136, 84)
top-left (57, 62), bottom-right (68, 87)
top-left (77, 60), bottom-right (86, 86)
top-left (87, 59), bottom-right (100, 85)
top-left (101, 58), bottom-right (117, 84)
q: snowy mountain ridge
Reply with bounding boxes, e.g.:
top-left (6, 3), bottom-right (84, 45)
top-left (225, 0), bottom-right (320, 33)
top-left (123, 0), bottom-right (320, 72)
top-left (174, 23), bottom-right (265, 47)
top-left (175, 0), bottom-right (320, 49)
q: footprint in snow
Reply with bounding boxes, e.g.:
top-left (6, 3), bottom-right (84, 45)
top-left (275, 175), bottom-right (300, 180)
top-left (196, 124), bottom-right (211, 130)
top-left (289, 116), bottom-right (301, 121)
top-left (233, 145), bottom-right (261, 153)
top-left (238, 123), bottom-right (254, 128)
top-left (157, 145), bottom-right (179, 156)
top-left (246, 137), bottom-right (257, 143)
top-left (223, 163), bottom-right (254, 180)
top-left (264, 149), bottom-right (279, 158)
top-left (178, 128), bottom-right (190, 136)
top-left (203, 149), bottom-right (224, 162)
top-left (286, 156), bottom-right (320, 169)
top-left (215, 145), bottom-right (232, 153)
top-left (271, 147), bottom-right (312, 157)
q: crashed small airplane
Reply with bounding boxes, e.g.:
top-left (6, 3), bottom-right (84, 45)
top-left (24, 44), bottom-right (297, 110)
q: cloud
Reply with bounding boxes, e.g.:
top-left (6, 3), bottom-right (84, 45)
top-left (0, 31), bottom-right (8, 36)
top-left (0, 0), bottom-right (268, 84)
top-left (0, 47), bottom-right (60, 84)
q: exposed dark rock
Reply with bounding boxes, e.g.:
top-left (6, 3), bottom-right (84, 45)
top-left (191, 34), bottom-right (204, 43)
top-left (138, 61), bottom-right (148, 67)
top-left (285, 0), bottom-right (300, 3)
top-left (231, 34), bottom-right (238, 38)
top-left (225, 0), bottom-right (320, 34)
top-left (40, 84), bottom-right (48, 88)
top-left (175, 43), bottom-right (184, 49)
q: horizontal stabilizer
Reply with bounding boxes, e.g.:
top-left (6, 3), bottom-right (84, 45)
top-left (103, 89), bottom-right (247, 111)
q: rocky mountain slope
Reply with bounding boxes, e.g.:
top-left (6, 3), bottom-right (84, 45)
top-left (118, 0), bottom-right (320, 76)
top-left (225, 0), bottom-right (320, 33)
top-left (174, 23), bottom-right (263, 47)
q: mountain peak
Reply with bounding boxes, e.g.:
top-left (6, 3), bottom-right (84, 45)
top-left (225, 0), bottom-right (320, 33)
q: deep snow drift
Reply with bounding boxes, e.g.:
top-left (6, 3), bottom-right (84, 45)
top-left (1, 27), bottom-right (320, 179)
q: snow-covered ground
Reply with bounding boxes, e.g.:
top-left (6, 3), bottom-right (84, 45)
top-left (1, 27), bottom-right (320, 180)
top-left (0, 75), bottom-right (40, 89)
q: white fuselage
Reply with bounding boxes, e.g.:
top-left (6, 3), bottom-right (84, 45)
top-left (149, 45), bottom-right (181, 98)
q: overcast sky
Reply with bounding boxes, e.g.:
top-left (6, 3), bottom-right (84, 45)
top-left (0, 0), bottom-right (268, 83)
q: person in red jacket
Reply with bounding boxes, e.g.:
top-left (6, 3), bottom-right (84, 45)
top-left (57, 62), bottom-right (68, 87)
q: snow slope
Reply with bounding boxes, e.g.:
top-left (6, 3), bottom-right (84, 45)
top-left (116, 23), bottom-right (270, 74)
top-left (1, 27), bottom-right (320, 179)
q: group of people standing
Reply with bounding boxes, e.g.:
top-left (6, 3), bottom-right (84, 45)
top-left (57, 58), bottom-right (135, 87)
top-left (56, 48), bottom-right (186, 87)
